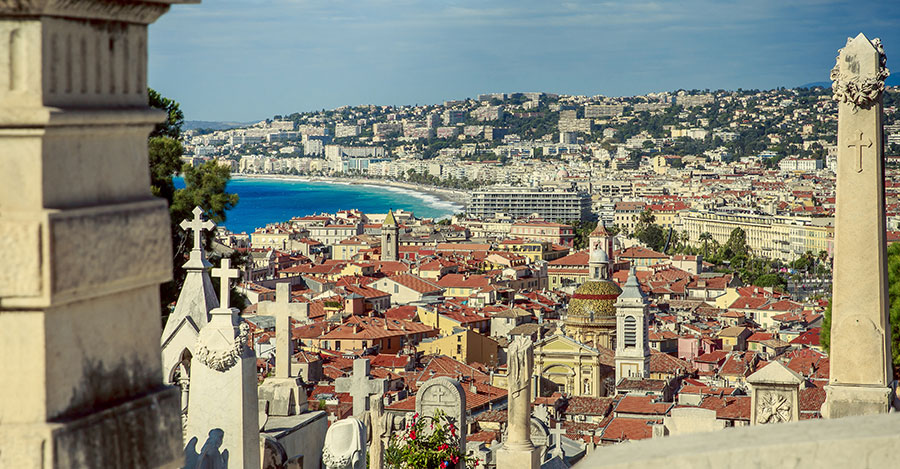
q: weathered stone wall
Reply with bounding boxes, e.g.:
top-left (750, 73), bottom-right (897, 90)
top-left (575, 413), bottom-right (900, 468)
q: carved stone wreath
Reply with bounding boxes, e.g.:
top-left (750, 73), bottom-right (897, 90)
top-left (831, 37), bottom-right (890, 109)
top-left (195, 323), bottom-right (250, 372)
top-left (756, 391), bottom-right (792, 424)
top-left (322, 446), bottom-right (355, 469)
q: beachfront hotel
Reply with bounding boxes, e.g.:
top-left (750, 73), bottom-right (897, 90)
top-left (468, 186), bottom-right (592, 222)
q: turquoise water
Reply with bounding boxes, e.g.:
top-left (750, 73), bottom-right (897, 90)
top-left (174, 176), bottom-right (461, 234)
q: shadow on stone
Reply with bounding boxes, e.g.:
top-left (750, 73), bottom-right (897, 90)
top-left (185, 429), bottom-right (229, 469)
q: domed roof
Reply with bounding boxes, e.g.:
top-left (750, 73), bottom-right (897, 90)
top-left (568, 280), bottom-right (622, 318)
top-left (589, 247), bottom-right (609, 264)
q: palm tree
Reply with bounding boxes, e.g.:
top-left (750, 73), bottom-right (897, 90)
top-left (699, 232), bottom-right (713, 259)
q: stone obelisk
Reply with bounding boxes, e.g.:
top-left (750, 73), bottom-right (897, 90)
top-left (497, 337), bottom-right (540, 469)
top-left (822, 33), bottom-right (895, 418)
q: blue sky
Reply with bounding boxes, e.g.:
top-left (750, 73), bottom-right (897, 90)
top-left (148, 0), bottom-right (900, 122)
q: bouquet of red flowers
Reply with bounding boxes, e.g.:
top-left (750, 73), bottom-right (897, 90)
top-left (383, 410), bottom-right (479, 469)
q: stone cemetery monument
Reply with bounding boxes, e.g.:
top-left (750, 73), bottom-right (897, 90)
top-left (258, 282), bottom-right (309, 416)
top-left (747, 361), bottom-right (804, 425)
top-left (652, 407), bottom-right (724, 437)
top-left (335, 358), bottom-right (388, 417)
top-left (823, 33), bottom-right (895, 418)
top-left (161, 206), bottom-right (220, 428)
top-left (416, 376), bottom-right (468, 467)
top-left (0, 0), bottom-right (192, 466)
top-left (497, 336), bottom-right (541, 469)
top-left (365, 397), bottom-right (388, 469)
top-left (185, 259), bottom-right (261, 469)
top-left (550, 423), bottom-right (565, 460)
top-left (322, 417), bottom-right (367, 469)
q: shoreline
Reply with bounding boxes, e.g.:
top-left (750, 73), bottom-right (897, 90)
top-left (232, 172), bottom-right (469, 213)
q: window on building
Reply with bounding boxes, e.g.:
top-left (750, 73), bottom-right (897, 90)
top-left (457, 344), bottom-right (462, 354)
top-left (335, 340), bottom-right (341, 350)
top-left (624, 316), bottom-right (637, 347)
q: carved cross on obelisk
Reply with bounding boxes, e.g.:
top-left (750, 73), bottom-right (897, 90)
top-left (334, 358), bottom-right (387, 417)
top-left (823, 33), bottom-right (894, 418)
top-left (211, 258), bottom-right (239, 311)
top-left (846, 131), bottom-right (873, 173)
top-left (181, 206), bottom-right (216, 252)
top-left (258, 283), bottom-right (308, 379)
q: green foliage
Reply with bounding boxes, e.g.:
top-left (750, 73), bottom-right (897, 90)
top-left (888, 243), bottom-right (900, 372)
top-left (633, 209), bottom-right (656, 236)
top-left (570, 220), bottom-right (597, 250)
top-left (148, 89), bottom-right (240, 321)
top-left (385, 410), bottom-right (477, 469)
top-left (821, 299), bottom-right (832, 354)
top-left (172, 161), bottom-right (239, 227)
top-left (637, 224), bottom-right (666, 252)
top-left (148, 136), bottom-right (183, 203)
top-left (149, 88), bottom-right (184, 140)
top-left (753, 273), bottom-right (786, 289)
top-left (722, 227), bottom-right (749, 259)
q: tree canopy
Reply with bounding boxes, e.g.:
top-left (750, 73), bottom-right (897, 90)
top-left (149, 88), bottom-right (240, 319)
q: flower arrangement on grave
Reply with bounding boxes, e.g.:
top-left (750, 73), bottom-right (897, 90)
top-left (384, 410), bottom-right (478, 469)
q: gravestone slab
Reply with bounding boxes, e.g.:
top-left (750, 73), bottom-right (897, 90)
top-left (416, 377), bottom-right (467, 467)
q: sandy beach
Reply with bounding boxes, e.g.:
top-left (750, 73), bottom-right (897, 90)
top-left (233, 173), bottom-right (469, 210)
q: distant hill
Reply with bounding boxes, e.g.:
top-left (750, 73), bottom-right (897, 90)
top-left (183, 120), bottom-right (253, 131)
top-left (798, 75), bottom-right (900, 89)
top-left (797, 81), bottom-right (830, 89)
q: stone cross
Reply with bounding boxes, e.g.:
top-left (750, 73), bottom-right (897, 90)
top-left (211, 258), bottom-right (239, 310)
top-left (846, 131), bottom-right (873, 173)
top-left (823, 33), bottom-right (894, 418)
top-left (334, 359), bottom-right (388, 417)
top-left (258, 283), bottom-right (307, 379)
top-left (181, 206), bottom-right (216, 251)
top-left (550, 423), bottom-right (565, 459)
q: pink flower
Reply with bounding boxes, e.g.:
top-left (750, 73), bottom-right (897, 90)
top-left (451, 455), bottom-right (459, 464)
top-left (409, 431), bottom-right (416, 440)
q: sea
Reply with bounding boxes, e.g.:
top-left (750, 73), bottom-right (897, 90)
top-left (173, 175), bottom-right (462, 234)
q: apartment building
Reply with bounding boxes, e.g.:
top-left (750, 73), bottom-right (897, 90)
top-left (468, 186), bottom-right (592, 222)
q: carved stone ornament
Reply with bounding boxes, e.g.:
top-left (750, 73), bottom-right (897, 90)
top-left (195, 323), bottom-right (250, 372)
top-left (321, 447), bottom-right (352, 469)
top-left (831, 37), bottom-right (890, 109)
top-left (756, 391), bottom-right (792, 424)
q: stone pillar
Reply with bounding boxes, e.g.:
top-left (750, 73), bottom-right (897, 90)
top-left (0, 1), bottom-right (192, 467)
top-left (823, 33), bottom-right (895, 418)
top-left (185, 259), bottom-right (261, 469)
top-left (497, 337), bottom-right (540, 469)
